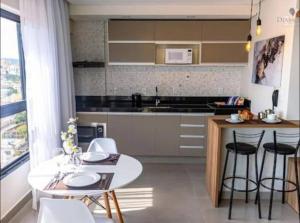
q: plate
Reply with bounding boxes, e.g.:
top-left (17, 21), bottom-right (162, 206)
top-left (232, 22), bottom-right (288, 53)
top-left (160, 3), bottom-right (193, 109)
top-left (63, 172), bottom-right (100, 187)
top-left (82, 152), bottom-right (109, 162)
top-left (225, 118), bottom-right (244, 124)
top-left (262, 118), bottom-right (282, 124)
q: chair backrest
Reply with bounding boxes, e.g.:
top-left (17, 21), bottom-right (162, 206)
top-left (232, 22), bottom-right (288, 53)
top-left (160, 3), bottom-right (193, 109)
top-left (273, 131), bottom-right (300, 152)
top-left (37, 198), bottom-right (95, 223)
top-left (233, 130), bottom-right (265, 151)
top-left (87, 138), bottom-right (118, 153)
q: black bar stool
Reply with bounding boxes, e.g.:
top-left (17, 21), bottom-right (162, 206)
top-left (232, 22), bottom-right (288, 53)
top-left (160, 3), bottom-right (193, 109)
top-left (256, 131), bottom-right (300, 220)
top-left (219, 130), bottom-right (265, 219)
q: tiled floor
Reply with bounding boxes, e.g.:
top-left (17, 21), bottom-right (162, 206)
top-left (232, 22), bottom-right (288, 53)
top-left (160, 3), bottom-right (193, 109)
top-left (8, 163), bottom-right (299, 223)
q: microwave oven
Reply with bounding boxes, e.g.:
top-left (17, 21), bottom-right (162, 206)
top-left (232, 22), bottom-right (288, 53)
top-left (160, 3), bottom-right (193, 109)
top-left (165, 48), bottom-right (193, 64)
top-left (77, 122), bottom-right (106, 143)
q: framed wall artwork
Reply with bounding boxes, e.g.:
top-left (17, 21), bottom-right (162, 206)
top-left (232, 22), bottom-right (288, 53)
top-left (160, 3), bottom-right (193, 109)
top-left (252, 35), bottom-right (285, 87)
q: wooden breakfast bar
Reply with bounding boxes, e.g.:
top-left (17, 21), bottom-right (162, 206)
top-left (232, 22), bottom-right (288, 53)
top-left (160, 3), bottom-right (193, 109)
top-left (205, 116), bottom-right (299, 208)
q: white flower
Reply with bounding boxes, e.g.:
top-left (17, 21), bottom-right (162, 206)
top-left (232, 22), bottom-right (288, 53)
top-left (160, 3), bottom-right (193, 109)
top-left (67, 117), bottom-right (78, 124)
top-left (61, 132), bottom-right (67, 141)
top-left (67, 124), bottom-right (77, 135)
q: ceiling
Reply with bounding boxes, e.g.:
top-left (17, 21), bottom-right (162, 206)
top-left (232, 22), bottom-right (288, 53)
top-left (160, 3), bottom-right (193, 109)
top-left (68, 0), bottom-right (260, 5)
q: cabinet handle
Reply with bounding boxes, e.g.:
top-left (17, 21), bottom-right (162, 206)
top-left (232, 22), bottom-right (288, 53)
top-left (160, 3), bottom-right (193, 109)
top-left (180, 124), bottom-right (205, 128)
top-left (180, 135), bottom-right (205, 138)
top-left (180, 145), bottom-right (204, 149)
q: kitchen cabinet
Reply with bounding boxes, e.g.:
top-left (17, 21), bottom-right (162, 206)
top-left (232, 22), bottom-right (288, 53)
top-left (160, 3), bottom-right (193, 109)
top-left (179, 115), bottom-right (208, 156)
top-left (201, 20), bottom-right (249, 41)
top-left (130, 115), bottom-right (156, 156)
top-left (107, 19), bottom-right (249, 65)
top-left (154, 21), bottom-right (202, 41)
top-left (154, 115), bottom-right (180, 156)
top-left (108, 20), bottom-right (155, 41)
top-left (107, 114), bottom-right (133, 154)
top-left (109, 43), bottom-right (155, 63)
top-left (201, 43), bottom-right (248, 63)
top-left (77, 113), bottom-right (107, 124)
top-left (79, 113), bottom-right (211, 157)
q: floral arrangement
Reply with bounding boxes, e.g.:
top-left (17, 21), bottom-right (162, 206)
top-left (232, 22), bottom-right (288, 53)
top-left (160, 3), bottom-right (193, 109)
top-left (61, 117), bottom-right (79, 154)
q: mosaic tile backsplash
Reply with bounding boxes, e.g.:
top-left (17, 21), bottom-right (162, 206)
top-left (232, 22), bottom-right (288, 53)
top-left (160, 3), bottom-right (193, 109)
top-left (71, 20), bottom-right (245, 96)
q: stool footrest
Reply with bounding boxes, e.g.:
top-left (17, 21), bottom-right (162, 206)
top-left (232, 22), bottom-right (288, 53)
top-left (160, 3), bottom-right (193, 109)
top-left (223, 176), bottom-right (258, 193)
top-left (260, 177), bottom-right (297, 193)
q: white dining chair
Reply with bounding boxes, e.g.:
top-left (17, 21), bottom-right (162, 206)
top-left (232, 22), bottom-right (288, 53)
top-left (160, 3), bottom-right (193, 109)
top-left (87, 138), bottom-right (118, 153)
top-left (86, 138), bottom-right (124, 223)
top-left (37, 198), bottom-right (113, 223)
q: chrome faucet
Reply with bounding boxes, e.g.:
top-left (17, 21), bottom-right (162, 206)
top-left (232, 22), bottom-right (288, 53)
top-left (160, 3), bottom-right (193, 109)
top-left (155, 86), bottom-right (160, 107)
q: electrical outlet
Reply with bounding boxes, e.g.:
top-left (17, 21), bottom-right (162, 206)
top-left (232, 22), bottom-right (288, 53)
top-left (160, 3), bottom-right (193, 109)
top-left (217, 88), bottom-right (224, 95)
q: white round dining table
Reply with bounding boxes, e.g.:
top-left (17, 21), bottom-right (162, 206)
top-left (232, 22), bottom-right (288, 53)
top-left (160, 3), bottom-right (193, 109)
top-left (28, 154), bottom-right (143, 197)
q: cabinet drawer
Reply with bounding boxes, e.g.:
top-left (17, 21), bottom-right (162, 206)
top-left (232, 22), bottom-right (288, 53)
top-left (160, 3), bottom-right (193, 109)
top-left (77, 113), bottom-right (107, 124)
top-left (180, 125), bottom-right (206, 135)
top-left (180, 136), bottom-right (205, 146)
top-left (181, 116), bottom-right (207, 125)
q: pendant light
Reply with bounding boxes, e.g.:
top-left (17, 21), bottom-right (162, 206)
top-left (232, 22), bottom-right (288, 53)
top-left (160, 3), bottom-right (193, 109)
top-left (256, 0), bottom-right (262, 36)
top-left (245, 0), bottom-right (253, 52)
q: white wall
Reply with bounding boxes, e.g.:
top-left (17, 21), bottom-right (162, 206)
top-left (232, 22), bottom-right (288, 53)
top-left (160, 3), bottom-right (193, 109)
top-left (240, 0), bottom-right (299, 119)
top-left (0, 162), bottom-right (31, 219)
top-left (0, 0), bottom-right (19, 14)
top-left (286, 10), bottom-right (300, 119)
top-left (69, 3), bottom-right (250, 19)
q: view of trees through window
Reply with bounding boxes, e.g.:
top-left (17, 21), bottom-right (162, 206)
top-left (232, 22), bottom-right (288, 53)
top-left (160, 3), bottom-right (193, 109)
top-left (1, 15), bottom-right (29, 169)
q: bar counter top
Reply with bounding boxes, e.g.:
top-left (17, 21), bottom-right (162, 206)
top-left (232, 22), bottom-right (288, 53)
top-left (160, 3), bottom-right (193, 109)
top-left (211, 117), bottom-right (299, 128)
top-left (206, 116), bottom-right (299, 208)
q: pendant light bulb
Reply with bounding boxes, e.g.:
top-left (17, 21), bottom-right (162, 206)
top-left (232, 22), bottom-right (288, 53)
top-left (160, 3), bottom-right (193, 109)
top-left (245, 34), bottom-right (252, 52)
top-left (256, 18), bottom-right (262, 36)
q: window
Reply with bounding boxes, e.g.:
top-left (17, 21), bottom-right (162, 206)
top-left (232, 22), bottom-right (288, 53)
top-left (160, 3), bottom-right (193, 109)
top-left (0, 9), bottom-right (29, 179)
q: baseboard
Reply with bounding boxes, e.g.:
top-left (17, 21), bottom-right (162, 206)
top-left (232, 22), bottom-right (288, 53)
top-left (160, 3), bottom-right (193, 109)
top-left (134, 156), bottom-right (206, 164)
top-left (1, 191), bottom-right (32, 223)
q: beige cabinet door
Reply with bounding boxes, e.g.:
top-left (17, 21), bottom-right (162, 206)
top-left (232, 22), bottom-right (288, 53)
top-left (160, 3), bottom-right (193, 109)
top-left (77, 113), bottom-right (108, 124)
top-left (130, 115), bottom-right (156, 156)
top-left (155, 21), bottom-right (202, 41)
top-left (107, 114), bottom-right (132, 154)
top-left (154, 115), bottom-right (180, 156)
top-left (202, 20), bottom-right (249, 41)
top-left (108, 20), bottom-right (155, 41)
top-left (109, 43), bottom-right (155, 63)
top-left (201, 43), bottom-right (248, 63)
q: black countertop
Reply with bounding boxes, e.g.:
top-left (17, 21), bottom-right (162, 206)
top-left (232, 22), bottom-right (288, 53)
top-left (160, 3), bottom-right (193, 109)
top-left (76, 96), bottom-right (251, 115)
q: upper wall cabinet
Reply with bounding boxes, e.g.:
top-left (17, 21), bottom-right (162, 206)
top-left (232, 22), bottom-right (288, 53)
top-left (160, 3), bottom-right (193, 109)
top-left (201, 43), bottom-right (248, 63)
top-left (109, 43), bottom-right (155, 63)
top-left (108, 20), bottom-right (155, 41)
top-left (201, 21), bottom-right (249, 41)
top-left (154, 21), bottom-right (202, 41)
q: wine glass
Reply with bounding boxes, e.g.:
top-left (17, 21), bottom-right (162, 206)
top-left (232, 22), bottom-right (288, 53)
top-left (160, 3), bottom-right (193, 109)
top-left (73, 147), bottom-right (83, 172)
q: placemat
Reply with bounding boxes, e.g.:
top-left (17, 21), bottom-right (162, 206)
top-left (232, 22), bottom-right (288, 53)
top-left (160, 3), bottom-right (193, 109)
top-left (45, 172), bottom-right (114, 191)
top-left (82, 154), bottom-right (120, 166)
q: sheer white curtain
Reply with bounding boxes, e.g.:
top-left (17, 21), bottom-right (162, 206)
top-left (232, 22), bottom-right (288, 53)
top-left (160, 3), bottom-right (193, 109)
top-left (20, 0), bottom-right (75, 209)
